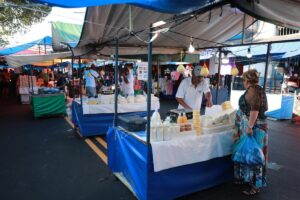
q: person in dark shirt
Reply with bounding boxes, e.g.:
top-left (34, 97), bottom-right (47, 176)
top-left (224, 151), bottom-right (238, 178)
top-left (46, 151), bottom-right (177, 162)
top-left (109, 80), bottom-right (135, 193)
top-left (56, 72), bottom-right (67, 92)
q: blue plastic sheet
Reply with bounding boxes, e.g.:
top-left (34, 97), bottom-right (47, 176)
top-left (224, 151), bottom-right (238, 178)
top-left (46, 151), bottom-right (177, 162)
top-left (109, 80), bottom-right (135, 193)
top-left (265, 95), bottom-right (294, 119)
top-left (0, 36), bottom-right (52, 56)
top-left (232, 135), bottom-right (264, 166)
top-left (107, 127), bottom-right (233, 200)
top-left (32, 0), bottom-right (222, 14)
top-left (71, 101), bottom-right (148, 137)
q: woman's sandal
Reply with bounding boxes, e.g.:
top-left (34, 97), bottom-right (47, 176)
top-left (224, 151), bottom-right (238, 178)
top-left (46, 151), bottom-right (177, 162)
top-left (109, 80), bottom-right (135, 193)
top-left (242, 187), bottom-right (260, 196)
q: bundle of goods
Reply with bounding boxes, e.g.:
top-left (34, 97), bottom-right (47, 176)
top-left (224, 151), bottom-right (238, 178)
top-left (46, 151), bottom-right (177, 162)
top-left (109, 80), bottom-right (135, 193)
top-left (84, 94), bottom-right (150, 105)
top-left (100, 86), bottom-right (114, 95)
top-left (87, 98), bottom-right (98, 105)
top-left (201, 101), bottom-right (236, 134)
top-left (134, 95), bottom-right (146, 103)
top-left (37, 87), bottom-right (60, 94)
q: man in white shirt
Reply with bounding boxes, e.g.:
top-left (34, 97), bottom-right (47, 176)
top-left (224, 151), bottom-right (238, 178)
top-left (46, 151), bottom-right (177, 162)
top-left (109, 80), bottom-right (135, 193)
top-left (176, 65), bottom-right (213, 110)
top-left (84, 64), bottom-right (99, 98)
top-left (120, 66), bottom-right (134, 96)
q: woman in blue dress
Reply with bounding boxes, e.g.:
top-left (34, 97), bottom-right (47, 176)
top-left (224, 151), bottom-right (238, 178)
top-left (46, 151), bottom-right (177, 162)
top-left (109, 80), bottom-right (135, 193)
top-left (233, 69), bottom-right (268, 195)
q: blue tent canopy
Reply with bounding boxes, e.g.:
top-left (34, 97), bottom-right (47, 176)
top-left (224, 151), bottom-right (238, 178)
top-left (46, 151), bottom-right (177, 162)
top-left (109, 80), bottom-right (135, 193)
top-left (0, 36), bottom-right (52, 56)
top-left (33, 0), bottom-right (222, 14)
top-left (32, 0), bottom-right (300, 30)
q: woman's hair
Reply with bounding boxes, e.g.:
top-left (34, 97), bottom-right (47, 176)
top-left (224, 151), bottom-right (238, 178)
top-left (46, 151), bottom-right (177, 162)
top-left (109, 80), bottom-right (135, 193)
top-left (242, 69), bottom-right (259, 84)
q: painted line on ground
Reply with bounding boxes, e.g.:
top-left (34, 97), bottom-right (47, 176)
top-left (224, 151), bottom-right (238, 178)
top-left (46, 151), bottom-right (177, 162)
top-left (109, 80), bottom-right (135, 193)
top-left (64, 117), bottom-right (74, 128)
top-left (64, 117), bottom-right (107, 165)
top-left (85, 138), bottom-right (108, 165)
top-left (95, 137), bottom-right (107, 149)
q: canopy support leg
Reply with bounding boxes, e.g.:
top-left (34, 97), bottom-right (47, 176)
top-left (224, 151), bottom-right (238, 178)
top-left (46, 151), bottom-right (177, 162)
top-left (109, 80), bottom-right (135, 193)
top-left (114, 32), bottom-right (119, 127)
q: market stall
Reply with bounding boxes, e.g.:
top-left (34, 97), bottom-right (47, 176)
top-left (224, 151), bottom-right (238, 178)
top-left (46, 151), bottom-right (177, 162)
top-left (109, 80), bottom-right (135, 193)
top-left (71, 94), bottom-right (160, 137)
top-left (28, 0), bottom-right (300, 199)
top-left (32, 92), bottom-right (67, 119)
top-left (108, 106), bottom-right (236, 200)
top-left (74, 3), bottom-right (246, 200)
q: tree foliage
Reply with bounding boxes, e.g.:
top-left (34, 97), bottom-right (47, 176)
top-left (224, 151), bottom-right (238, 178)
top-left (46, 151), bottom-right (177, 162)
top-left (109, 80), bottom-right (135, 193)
top-left (0, 0), bottom-right (51, 46)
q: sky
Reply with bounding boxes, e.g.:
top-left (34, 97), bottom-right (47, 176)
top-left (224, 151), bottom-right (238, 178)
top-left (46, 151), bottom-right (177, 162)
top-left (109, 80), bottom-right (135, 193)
top-left (7, 7), bottom-right (86, 47)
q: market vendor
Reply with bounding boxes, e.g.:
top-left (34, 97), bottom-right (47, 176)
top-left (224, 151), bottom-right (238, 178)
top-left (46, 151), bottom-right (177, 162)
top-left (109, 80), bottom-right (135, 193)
top-left (119, 65), bottom-right (134, 96)
top-left (176, 65), bottom-right (212, 110)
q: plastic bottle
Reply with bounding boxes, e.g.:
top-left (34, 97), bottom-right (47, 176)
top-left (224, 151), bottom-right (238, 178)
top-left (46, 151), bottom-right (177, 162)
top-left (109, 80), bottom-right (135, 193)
top-left (182, 113), bottom-right (188, 123)
top-left (151, 109), bottom-right (161, 123)
top-left (177, 113), bottom-right (183, 124)
top-left (163, 116), bottom-right (171, 141)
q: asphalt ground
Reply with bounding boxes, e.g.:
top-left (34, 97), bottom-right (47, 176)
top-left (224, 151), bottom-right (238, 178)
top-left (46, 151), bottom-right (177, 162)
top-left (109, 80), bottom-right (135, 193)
top-left (0, 97), bottom-right (300, 200)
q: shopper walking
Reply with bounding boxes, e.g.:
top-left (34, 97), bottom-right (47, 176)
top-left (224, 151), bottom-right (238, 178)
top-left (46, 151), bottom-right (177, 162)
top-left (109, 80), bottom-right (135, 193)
top-left (233, 69), bottom-right (268, 195)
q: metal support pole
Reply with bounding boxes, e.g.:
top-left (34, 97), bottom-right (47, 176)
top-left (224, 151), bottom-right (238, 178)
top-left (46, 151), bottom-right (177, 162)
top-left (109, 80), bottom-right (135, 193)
top-left (146, 27), bottom-right (153, 145)
top-left (79, 57), bottom-right (83, 108)
top-left (44, 38), bottom-right (47, 54)
top-left (114, 34), bottom-right (119, 127)
top-left (60, 42), bottom-right (74, 99)
top-left (241, 14), bottom-right (246, 44)
top-left (60, 59), bottom-right (63, 73)
top-left (216, 48), bottom-right (222, 105)
top-left (157, 59), bottom-right (160, 98)
top-left (71, 52), bottom-right (75, 100)
top-left (263, 43), bottom-right (271, 91)
top-left (30, 65), bottom-right (34, 94)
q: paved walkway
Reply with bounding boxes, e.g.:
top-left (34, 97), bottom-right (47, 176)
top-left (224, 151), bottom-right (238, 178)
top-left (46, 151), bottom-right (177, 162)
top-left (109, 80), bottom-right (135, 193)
top-left (1, 98), bottom-right (300, 200)
top-left (0, 98), bottom-right (134, 200)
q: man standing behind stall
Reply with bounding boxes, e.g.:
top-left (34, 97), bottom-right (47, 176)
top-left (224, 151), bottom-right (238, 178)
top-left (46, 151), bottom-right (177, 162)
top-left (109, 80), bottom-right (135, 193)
top-left (119, 65), bottom-right (134, 96)
top-left (84, 64), bottom-right (99, 98)
top-left (176, 65), bottom-right (213, 110)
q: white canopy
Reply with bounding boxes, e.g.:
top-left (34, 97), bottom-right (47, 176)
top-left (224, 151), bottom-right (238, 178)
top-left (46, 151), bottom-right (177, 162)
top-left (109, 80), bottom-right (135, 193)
top-left (5, 52), bottom-right (72, 67)
top-left (75, 4), bottom-right (254, 57)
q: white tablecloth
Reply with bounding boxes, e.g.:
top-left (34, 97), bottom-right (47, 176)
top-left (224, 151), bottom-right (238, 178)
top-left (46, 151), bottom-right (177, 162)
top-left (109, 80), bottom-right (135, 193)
top-left (151, 130), bottom-right (234, 172)
top-left (75, 100), bottom-right (160, 114)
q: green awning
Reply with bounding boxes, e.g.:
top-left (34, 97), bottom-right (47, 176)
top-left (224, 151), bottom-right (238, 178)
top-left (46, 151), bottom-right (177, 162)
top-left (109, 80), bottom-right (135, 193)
top-left (52, 21), bottom-right (83, 51)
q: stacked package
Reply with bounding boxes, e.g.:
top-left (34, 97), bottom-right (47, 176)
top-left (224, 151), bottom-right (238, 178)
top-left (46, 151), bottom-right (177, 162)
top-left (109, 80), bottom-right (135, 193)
top-left (193, 110), bottom-right (201, 136)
